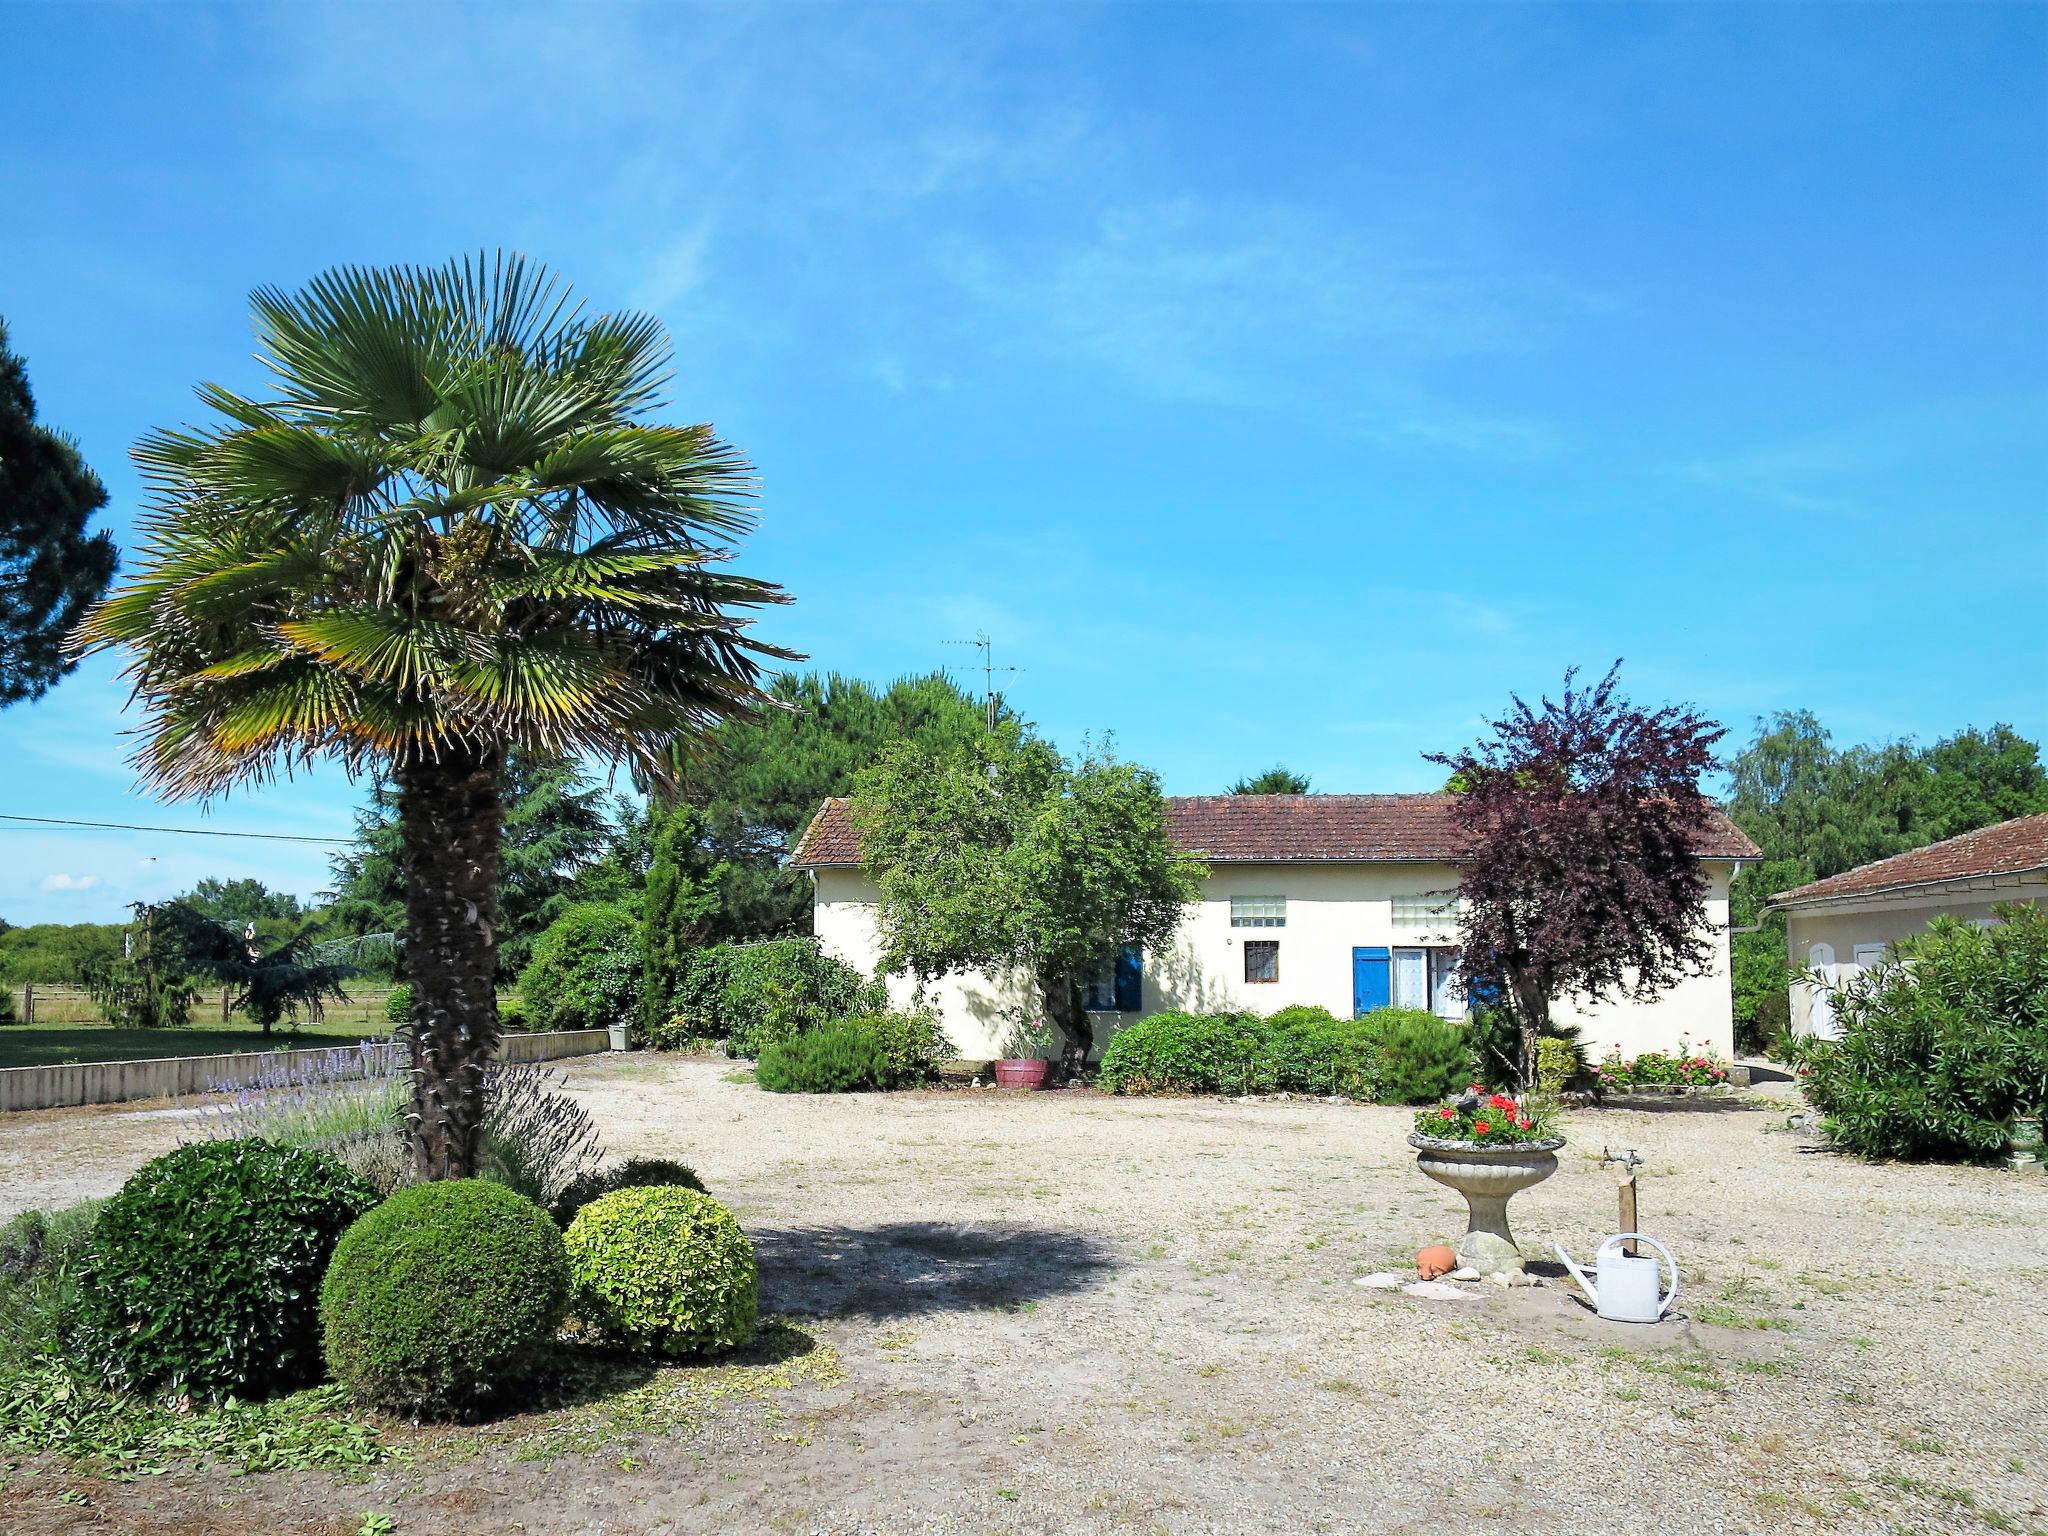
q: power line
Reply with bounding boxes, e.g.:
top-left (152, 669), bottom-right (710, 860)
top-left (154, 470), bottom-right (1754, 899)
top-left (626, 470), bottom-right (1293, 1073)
top-left (0, 814), bottom-right (350, 846)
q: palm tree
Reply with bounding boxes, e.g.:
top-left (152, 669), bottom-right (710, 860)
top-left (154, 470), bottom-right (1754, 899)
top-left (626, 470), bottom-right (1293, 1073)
top-left (80, 254), bottom-right (791, 1178)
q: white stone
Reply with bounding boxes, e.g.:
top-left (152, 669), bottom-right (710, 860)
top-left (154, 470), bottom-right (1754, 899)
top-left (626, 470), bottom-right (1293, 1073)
top-left (1354, 1272), bottom-right (1405, 1290)
top-left (1403, 1280), bottom-right (1477, 1301)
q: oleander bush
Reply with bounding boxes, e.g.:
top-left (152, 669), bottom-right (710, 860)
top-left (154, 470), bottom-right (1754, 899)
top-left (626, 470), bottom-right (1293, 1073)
top-left (563, 1187), bottom-right (757, 1358)
top-left (1797, 906), bottom-right (2048, 1163)
top-left (551, 1157), bottom-right (708, 1229)
top-left (517, 902), bottom-right (644, 1033)
top-left (755, 1024), bottom-right (892, 1093)
top-left (1595, 1044), bottom-right (1730, 1090)
top-left (321, 1180), bottom-right (568, 1418)
top-left (74, 1140), bottom-right (376, 1403)
top-left (657, 938), bottom-right (885, 1058)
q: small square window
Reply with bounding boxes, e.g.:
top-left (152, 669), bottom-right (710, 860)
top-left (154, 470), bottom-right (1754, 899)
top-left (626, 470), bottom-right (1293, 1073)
top-left (1231, 895), bottom-right (1286, 928)
top-left (1244, 939), bottom-right (1279, 985)
top-left (1080, 960), bottom-right (1117, 1011)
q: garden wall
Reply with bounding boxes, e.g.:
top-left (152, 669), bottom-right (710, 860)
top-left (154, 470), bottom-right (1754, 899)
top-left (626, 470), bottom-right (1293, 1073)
top-left (0, 1028), bottom-right (612, 1113)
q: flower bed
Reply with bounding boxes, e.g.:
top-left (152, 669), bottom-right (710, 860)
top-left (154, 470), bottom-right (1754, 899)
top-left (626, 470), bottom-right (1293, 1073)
top-left (1414, 1088), bottom-right (1559, 1146)
top-left (1595, 1044), bottom-right (1730, 1091)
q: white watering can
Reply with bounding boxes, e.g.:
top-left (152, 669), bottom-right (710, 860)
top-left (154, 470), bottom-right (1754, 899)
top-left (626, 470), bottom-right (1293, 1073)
top-left (1554, 1233), bottom-right (1679, 1323)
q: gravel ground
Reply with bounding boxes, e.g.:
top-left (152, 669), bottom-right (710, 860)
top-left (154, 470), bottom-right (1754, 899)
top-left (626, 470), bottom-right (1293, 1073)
top-left (4, 1053), bottom-right (2045, 1535)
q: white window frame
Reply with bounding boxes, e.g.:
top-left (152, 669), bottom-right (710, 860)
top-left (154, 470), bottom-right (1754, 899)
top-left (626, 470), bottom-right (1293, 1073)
top-left (1392, 893), bottom-right (1459, 938)
top-left (1230, 894), bottom-right (1287, 928)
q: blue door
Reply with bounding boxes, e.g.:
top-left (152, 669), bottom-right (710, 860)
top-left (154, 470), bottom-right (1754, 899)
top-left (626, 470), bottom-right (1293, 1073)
top-left (1353, 947), bottom-right (1390, 1016)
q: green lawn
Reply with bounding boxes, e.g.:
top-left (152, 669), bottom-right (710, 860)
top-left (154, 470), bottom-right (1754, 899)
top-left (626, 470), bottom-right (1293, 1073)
top-left (0, 1019), bottom-right (386, 1070)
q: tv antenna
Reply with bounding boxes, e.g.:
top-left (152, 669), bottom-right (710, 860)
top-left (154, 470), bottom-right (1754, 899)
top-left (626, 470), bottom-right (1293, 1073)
top-left (944, 632), bottom-right (1020, 732)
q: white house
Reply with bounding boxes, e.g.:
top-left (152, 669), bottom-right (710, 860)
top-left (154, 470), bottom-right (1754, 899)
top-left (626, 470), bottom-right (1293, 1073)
top-left (1771, 811), bottom-right (2048, 1039)
top-left (793, 793), bottom-right (1757, 1062)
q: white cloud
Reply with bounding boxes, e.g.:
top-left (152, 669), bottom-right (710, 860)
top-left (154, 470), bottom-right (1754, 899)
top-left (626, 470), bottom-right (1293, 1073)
top-left (40, 873), bottom-right (101, 892)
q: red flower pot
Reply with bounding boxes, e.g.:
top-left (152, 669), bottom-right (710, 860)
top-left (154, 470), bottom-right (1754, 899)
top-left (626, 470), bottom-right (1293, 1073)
top-left (994, 1058), bottom-right (1050, 1090)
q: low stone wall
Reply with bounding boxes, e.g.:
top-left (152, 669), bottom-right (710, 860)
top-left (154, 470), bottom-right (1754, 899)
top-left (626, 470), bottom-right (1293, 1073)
top-left (0, 1028), bottom-right (614, 1114)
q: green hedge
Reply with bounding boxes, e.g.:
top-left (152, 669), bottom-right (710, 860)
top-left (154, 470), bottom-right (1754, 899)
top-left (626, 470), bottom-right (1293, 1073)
top-left (517, 903), bottom-right (644, 1033)
top-left (74, 1140), bottom-right (376, 1403)
top-left (321, 1180), bottom-right (568, 1418)
top-left (1798, 906), bottom-right (2048, 1162)
top-left (654, 938), bottom-right (885, 1059)
top-left (1097, 1005), bottom-right (1473, 1102)
top-left (564, 1187), bottom-right (756, 1358)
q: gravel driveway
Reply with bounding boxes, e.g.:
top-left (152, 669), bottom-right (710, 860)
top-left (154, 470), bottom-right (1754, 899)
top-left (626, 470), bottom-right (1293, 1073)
top-left (4, 1054), bottom-right (2044, 1535)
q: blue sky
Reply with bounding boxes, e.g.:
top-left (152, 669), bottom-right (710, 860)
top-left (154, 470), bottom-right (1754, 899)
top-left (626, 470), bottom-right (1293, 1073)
top-left (2, 1), bottom-right (2043, 924)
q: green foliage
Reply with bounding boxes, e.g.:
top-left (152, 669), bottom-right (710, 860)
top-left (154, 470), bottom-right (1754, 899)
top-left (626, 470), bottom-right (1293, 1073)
top-left (518, 902), bottom-right (644, 1033)
top-left (0, 316), bottom-right (117, 707)
top-left (563, 1188), bottom-right (757, 1358)
top-left (0, 1361), bottom-right (388, 1477)
top-left (0, 1201), bottom-right (100, 1376)
top-left (1725, 713), bottom-right (2048, 1033)
top-left (385, 983), bottom-right (413, 1025)
top-left (660, 937), bottom-right (883, 1058)
top-left (755, 1025), bottom-right (892, 1092)
top-left (641, 800), bottom-right (727, 1033)
top-left (1228, 766), bottom-right (1310, 795)
top-left (552, 1157), bottom-right (708, 1229)
top-left (498, 996), bottom-right (529, 1032)
top-left (1595, 1045), bottom-right (1730, 1088)
top-left (1262, 1006), bottom-right (1383, 1099)
top-left (852, 733), bottom-right (1203, 1063)
top-left (658, 670), bottom-right (1006, 939)
top-left (152, 900), bottom-right (351, 1035)
top-left (177, 877), bottom-right (305, 927)
top-left (476, 1062), bottom-right (606, 1210)
top-left (82, 913), bottom-right (200, 1030)
top-left (74, 1140), bottom-right (376, 1403)
top-left (0, 921), bottom-right (125, 986)
top-left (1797, 907), bottom-right (2048, 1162)
top-left (845, 1007), bottom-right (953, 1084)
top-left (321, 1180), bottom-right (569, 1418)
top-left (1370, 1009), bottom-right (1476, 1105)
top-left (1096, 1010), bottom-right (1270, 1095)
top-left (1535, 1035), bottom-right (1583, 1094)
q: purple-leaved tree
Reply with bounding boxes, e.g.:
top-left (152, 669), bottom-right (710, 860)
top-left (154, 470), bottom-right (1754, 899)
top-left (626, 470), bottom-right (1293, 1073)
top-left (1428, 664), bottom-right (1727, 1092)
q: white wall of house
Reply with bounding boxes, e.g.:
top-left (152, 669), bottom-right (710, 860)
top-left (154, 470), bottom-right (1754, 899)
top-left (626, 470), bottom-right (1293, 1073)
top-left (1783, 878), bottom-right (2047, 1037)
top-left (813, 860), bottom-right (1737, 1062)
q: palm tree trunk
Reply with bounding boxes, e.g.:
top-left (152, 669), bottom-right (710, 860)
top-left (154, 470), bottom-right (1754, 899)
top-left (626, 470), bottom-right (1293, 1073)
top-left (396, 746), bottom-right (504, 1180)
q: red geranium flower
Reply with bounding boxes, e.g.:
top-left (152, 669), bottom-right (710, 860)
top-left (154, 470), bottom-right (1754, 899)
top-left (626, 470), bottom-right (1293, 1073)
top-left (1438, 1106), bottom-right (1455, 1120)
top-left (1474, 1120), bottom-right (1491, 1134)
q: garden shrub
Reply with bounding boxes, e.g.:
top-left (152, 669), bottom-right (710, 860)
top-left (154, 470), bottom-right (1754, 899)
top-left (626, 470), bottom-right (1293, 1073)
top-left (1536, 1035), bottom-right (1584, 1094)
top-left (384, 983), bottom-right (412, 1026)
top-left (563, 1187), bottom-right (757, 1358)
top-left (755, 1024), bottom-right (891, 1093)
top-left (516, 902), bottom-right (644, 1033)
top-left (1096, 1010), bottom-right (1269, 1094)
top-left (1368, 1008), bottom-right (1474, 1105)
top-left (321, 1180), bottom-right (569, 1417)
top-left (841, 1008), bottom-right (953, 1084)
top-left (476, 1061), bottom-right (605, 1210)
top-left (1596, 1044), bottom-right (1729, 1090)
top-left (664, 938), bottom-right (885, 1058)
top-left (1799, 907), bottom-right (2048, 1163)
top-left (0, 1201), bottom-right (100, 1376)
top-left (1264, 1006), bottom-right (1383, 1098)
top-left (74, 1140), bottom-right (376, 1403)
top-left (551, 1156), bottom-right (708, 1229)
top-left (498, 997), bottom-right (529, 1032)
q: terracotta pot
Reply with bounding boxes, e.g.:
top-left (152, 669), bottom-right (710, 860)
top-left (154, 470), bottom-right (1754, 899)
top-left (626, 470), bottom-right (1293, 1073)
top-left (1407, 1133), bottom-right (1564, 1276)
top-left (994, 1058), bottom-right (1050, 1090)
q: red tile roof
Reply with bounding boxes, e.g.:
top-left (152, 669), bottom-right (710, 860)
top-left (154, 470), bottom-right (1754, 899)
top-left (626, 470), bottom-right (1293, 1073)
top-left (791, 793), bottom-right (1759, 868)
top-left (1769, 811), bottom-right (2048, 907)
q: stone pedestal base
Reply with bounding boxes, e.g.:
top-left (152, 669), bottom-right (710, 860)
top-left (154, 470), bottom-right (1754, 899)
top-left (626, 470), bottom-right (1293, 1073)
top-left (1408, 1134), bottom-right (1564, 1277)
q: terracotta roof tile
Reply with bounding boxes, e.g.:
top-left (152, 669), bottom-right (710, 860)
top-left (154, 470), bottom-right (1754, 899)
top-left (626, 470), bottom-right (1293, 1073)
top-left (1769, 811), bottom-right (2048, 907)
top-left (791, 792), bottom-right (1758, 868)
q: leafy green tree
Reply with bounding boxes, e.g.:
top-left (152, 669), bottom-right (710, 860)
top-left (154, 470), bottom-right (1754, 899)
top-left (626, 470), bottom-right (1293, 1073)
top-left (0, 921), bottom-right (125, 984)
top-left (79, 255), bottom-right (787, 1179)
top-left (0, 318), bottom-right (118, 706)
top-left (178, 877), bottom-right (305, 927)
top-left (152, 900), bottom-right (350, 1036)
top-left (640, 800), bottom-right (726, 1032)
top-left (640, 670), bottom-right (1002, 938)
top-left (1725, 713), bottom-right (2048, 1038)
top-left (851, 733), bottom-right (1203, 1071)
top-left (1229, 766), bottom-right (1309, 794)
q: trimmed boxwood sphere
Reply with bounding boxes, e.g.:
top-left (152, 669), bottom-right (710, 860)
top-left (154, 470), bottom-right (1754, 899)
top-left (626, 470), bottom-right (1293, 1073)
top-left (564, 1187), bottom-right (757, 1358)
top-left (73, 1138), bottom-right (376, 1402)
top-left (321, 1179), bottom-right (568, 1417)
top-left (550, 1156), bottom-right (707, 1229)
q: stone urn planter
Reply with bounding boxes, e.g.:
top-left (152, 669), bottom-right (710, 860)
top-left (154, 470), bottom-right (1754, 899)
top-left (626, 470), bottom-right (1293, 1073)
top-left (1408, 1133), bottom-right (1564, 1275)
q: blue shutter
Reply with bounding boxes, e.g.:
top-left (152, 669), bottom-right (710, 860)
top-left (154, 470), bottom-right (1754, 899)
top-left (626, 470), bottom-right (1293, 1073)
top-left (1114, 945), bottom-right (1143, 1012)
top-left (1353, 946), bottom-right (1391, 1016)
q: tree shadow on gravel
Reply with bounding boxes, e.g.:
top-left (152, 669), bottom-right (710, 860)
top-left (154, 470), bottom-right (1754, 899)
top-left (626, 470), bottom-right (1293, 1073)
top-left (753, 1222), bottom-right (1113, 1320)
